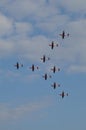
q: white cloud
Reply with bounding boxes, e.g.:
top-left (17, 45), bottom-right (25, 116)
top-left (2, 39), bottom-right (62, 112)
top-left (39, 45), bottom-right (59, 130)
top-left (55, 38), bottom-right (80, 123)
top-left (15, 22), bottom-right (33, 35)
top-left (0, 98), bottom-right (51, 121)
top-left (58, 0), bottom-right (86, 13)
top-left (0, 0), bottom-right (86, 74)
top-left (0, 0), bottom-right (60, 22)
top-left (68, 65), bottom-right (86, 73)
top-left (67, 19), bottom-right (86, 38)
top-left (0, 13), bottom-right (13, 36)
top-left (0, 0), bottom-right (10, 6)
top-left (36, 14), bottom-right (69, 33)
top-left (10, 35), bottom-right (50, 62)
top-left (0, 39), bottom-right (14, 57)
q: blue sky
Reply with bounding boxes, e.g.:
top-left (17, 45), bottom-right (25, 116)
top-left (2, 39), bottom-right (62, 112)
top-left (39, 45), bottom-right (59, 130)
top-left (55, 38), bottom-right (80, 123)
top-left (0, 0), bottom-right (86, 130)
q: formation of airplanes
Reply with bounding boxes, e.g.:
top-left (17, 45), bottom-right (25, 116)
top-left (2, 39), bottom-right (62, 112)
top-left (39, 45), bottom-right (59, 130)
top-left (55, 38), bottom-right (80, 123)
top-left (14, 31), bottom-right (69, 99)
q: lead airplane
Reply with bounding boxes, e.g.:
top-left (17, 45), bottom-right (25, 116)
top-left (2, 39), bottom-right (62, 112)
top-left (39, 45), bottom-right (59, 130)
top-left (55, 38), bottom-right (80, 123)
top-left (51, 82), bottom-right (60, 89)
top-left (14, 62), bottom-right (23, 69)
top-left (59, 91), bottom-right (68, 98)
top-left (59, 31), bottom-right (69, 39)
top-left (29, 64), bottom-right (39, 71)
top-left (51, 66), bottom-right (60, 73)
top-left (41, 55), bottom-right (50, 63)
top-left (49, 41), bottom-right (58, 49)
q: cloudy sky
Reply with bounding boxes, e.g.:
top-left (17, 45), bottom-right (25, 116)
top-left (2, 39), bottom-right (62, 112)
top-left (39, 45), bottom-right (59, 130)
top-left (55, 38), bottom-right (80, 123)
top-left (0, 0), bottom-right (86, 130)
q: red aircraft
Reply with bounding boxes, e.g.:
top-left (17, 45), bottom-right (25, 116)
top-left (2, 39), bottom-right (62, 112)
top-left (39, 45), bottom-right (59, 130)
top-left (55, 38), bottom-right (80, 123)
top-left (59, 91), bottom-right (68, 98)
top-left (14, 62), bottom-right (23, 69)
top-left (59, 31), bottom-right (69, 39)
top-left (29, 64), bottom-right (39, 71)
top-left (41, 55), bottom-right (50, 63)
top-left (49, 41), bottom-right (58, 49)
top-left (42, 73), bottom-right (51, 80)
top-left (51, 66), bottom-right (60, 73)
top-left (51, 82), bottom-right (60, 89)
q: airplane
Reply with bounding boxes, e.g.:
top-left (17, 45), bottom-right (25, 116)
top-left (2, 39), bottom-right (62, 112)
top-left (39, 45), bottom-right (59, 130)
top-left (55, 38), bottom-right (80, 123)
top-left (29, 64), bottom-right (39, 71)
top-left (51, 82), bottom-right (60, 89)
top-left (42, 73), bottom-right (52, 80)
top-left (51, 66), bottom-right (60, 73)
top-left (14, 62), bottom-right (23, 69)
top-left (59, 31), bottom-right (69, 39)
top-left (49, 41), bottom-right (58, 49)
top-left (59, 91), bottom-right (68, 98)
top-left (41, 55), bottom-right (50, 63)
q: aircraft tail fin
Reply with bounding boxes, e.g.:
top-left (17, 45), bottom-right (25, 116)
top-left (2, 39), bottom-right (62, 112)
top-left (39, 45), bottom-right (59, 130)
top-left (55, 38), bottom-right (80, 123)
top-left (21, 64), bottom-right (23, 67)
top-left (49, 75), bottom-right (52, 78)
top-left (67, 33), bottom-right (69, 37)
top-left (66, 93), bottom-right (68, 96)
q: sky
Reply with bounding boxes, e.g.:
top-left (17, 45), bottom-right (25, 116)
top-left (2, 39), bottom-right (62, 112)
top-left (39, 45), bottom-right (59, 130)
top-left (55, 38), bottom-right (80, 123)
top-left (0, 0), bottom-right (86, 129)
